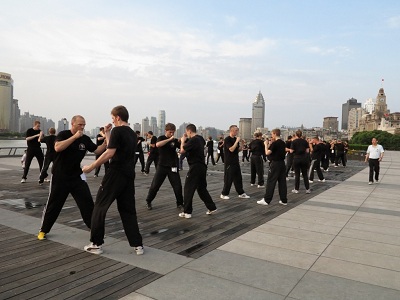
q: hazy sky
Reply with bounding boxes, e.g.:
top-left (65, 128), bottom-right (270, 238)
top-left (1, 0), bottom-right (399, 131)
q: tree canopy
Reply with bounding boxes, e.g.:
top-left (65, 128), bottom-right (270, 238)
top-left (350, 130), bottom-right (400, 150)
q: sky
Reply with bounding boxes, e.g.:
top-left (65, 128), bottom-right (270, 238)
top-left (1, 0), bottom-right (400, 131)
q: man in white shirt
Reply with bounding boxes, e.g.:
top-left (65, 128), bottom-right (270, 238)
top-left (365, 138), bottom-right (384, 185)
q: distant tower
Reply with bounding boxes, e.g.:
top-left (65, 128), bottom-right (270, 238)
top-left (251, 91), bottom-right (265, 134)
top-left (0, 72), bottom-right (13, 131)
top-left (239, 118), bottom-right (252, 140)
top-left (341, 98), bottom-right (361, 130)
top-left (158, 110), bottom-right (166, 132)
top-left (374, 88), bottom-right (389, 118)
top-left (142, 117), bottom-right (150, 134)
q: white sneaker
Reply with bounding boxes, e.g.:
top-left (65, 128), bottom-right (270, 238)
top-left (286, 177), bottom-right (289, 181)
top-left (84, 242), bottom-right (103, 255)
top-left (206, 209), bottom-right (218, 215)
top-left (318, 179), bottom-right (326, 182)
top-left (256, 198), bottom-right (269, 205)
top-left (257, 185), bottom-right (264, 188)
top-left (239, 193), bottom-right (250, 199)
top-left (220, 194), bottom-right (230, 200)
top-left (134, 246), bottom-right (144, 255)
top-left (178, 212), bottom-right (192, 219)
top-left (21, 178), bottom-right (26, 183)
top-left (306, 189), bottom-right (311, 194)
top-left (309, 180), bottom-right (313, 183)
top-left (279, 200), bottom-right (288, 206)
top-left (368, 181), bottom-right (373, 185)
top-left (375, 180), bottom-right (379, 184)
top-left (291, 189), bottom-right (299, 194)
top-left (250, 184), bottom-right (255, 186)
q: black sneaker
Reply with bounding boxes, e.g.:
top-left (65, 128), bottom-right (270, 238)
top-left (38, 180), bottom-right (44, 186)
top-left (146, 202), bottom-right (152, 210)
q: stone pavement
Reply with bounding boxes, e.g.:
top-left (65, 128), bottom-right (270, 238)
top-left (132, 151), bottom-right (400, 300)
top-left (1, 151), bottom-right (399, 299)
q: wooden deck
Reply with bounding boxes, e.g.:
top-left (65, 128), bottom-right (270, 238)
top-left (0, 159), bottom-right (365, 299)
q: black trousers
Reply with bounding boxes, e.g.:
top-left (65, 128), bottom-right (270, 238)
top-left (309, 159), bottom-right (324, 181)
top-left (94, 154), bottom-right (110, 176)
top-left (134, 151), bottom-right (145, 172)
top-left (264, 160), bottom-right (287, 203)
top-left (216, 151), bottom-right (224, 163)
top-left (293, 157), bottom-right (310, 190)
top-left (321, 155), bottom-right (329, 170)
top-left (39, 154), bottom-right (55, 181)
top-left (183, 163), bottom-right (216, 214)
top-left (22, 147), bottom-right (44, 179)
top-left (286, 153), bottom-right (294, 176)
top-left (368, 159), bottom-right (380, 182)
top-left (221, 164), bottom-right (245, 196)
top-left (206, 151), bottom-right (215, 165)
top-left (335, 152), bottom-right (346, 166)
top-left (146, 165), bottom-right (183, 206)
top-left (250, 155), bottom-right (264, 185)
top-left (242, 150), bottom-right (249, 162)
top-left (40, 175), bottom-right (94, 233)
top-left (90, 170), bottom-right (142, 247)
top-left (145, 155), bottom-right (159, 174)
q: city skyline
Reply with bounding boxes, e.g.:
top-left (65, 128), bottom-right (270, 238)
top-left (1, 1), bottom-right (400, 130)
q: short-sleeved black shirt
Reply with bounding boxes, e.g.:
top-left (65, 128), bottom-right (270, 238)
top-left (217, 141), bottom-right (224, 153)
top-left (26, 128), bottom-right (41, 148)
top-left (268, 139), bottom-right (286, 161)
top-left (311, 143), bottom-right (325, 160)
top-left (40, 135), bottom-right (56, 156)
top-left (224, 136), bottom-right (240, 165)
top-left (107, 126), bottom-right (136, 178)
top-left (183, 135), bottom-right (206, 165)
top-left (249, 139), bottom-right (265, 156)
top-left (52, 130), bottom-right (97, 178)
top-left (96, 133), bottom-right (105, 146)
top-left (207, 140), bottom-right (214, 152)
top-left (136, 136), bottom-right (145, 152)
top-left (157, 135), bottom-right (180, 167)
top-left (335, 143), bottom-right (345, 154)
top-left (291, 138), bottom-right (309, 158)
top-left (148, 136), bottom-right (158, 157)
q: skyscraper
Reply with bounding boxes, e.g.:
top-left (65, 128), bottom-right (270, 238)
top-left (251, 91), bottom-right (265, 134)
top-left (341, 98), bottom-right (361, 130)
top-left (0, 72), bottom-right (13, 131)
top-left (158, 110), bottom-right (166, 132)
top-left (142, 117), bottom-right (150, 134)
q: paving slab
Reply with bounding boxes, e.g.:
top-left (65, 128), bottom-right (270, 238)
top-left (331, 236), bottom-right (400, 257)
top-left (267, 218), bottom-right (343, 235)
top-left (311, 257), bottom-right (400, 291)
top-left (287, 207), bottom-right (352, 222)
top-left (289, 271), bottom-right (400, 300)
top-left (137, 268), bottom-right (285, 300)
top-left (295, 203), bottom-right (356, 215)
top-left (277, 211), bottom-right (349, 227)
top-left (185, 250), bottom-right (306, 296)
top-left (218, 238), bottom-right (319, 269)
top-left (344, 221), bottom-right (400, 237)
top-left (348, 215), bottom-right (400, 229)
top-left (339, 228), bottom-right (400, 246)
top-left (119, 293), bottom-right (155, 300)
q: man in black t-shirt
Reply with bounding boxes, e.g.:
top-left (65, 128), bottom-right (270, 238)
top-left (37, 115), bottom-right (107, 241)
top-left (179, 124), bottom-right (217, 218)
top-left (21, 120), bottom-right (44, 183)
top-left (134, 130), bottom-right (146, 173)
top-left (257, 129), bottom-right (288, 205)
top-left (334, 140), bottom-right (346, 167)
top-left (94, 127), bottom-right (109, 177)
top-left (309, 136), bottom-right (326, 182)
top-left (220, 125), bottom-right (250, 200)
top-left (249, 132), bottom-right (265, 187)
top-left (82, 106), bottom-right (144, 255)
top-left (215, 137), bottom-right (224, 164)
top-left (206, 136), bottom-right (216, 165)
top-left (38, 127), bottom-right (57, 184)
top-left (144, 131), bottom-right (159, 175)
top-left (290, 130), bottom-right (310, 194)
top-left (145, 123), bottom-right (183, 210)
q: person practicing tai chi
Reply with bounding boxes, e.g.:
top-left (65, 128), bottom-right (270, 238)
top-left (82, 105), bottom-right (144, 255)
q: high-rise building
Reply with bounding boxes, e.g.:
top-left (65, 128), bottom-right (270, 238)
top-left (57, 118), bottom-right (69, 133)
top-left (323, 117), bottom-right (339, 132)
top-left (10, 99), bottom-right (21, 132)
top-left (348, 107), bottom-right (366, 139)
top-left (158, 110), bottom-right (166, 132)
top-left (251, 91), bottom-right (265, 134)
top-left (364, 98), bottom-right (375, 114)
top-left (142, 117), bottom-right (150, 134)
top-left (0, 72), bottom-right (13, 131)
top-left (239, 118), bottom-right (252, 140)
top-left (150, 116), bottom-right (158, 135)
top-left (341, 98), bottom-right (361, 130)
top-left (132, 123), bottom-right (141, 132)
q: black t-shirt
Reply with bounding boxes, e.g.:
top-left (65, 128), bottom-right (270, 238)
top-left (96, 133), bottom-right (105, 146)
top-left (335, 143), bottom-right (345, 154)
top-left (291, 138), bottom-right (309, 158)
top-left (136, 136), bottom-right (145, 152)
top-left (183, 135), bottom-right (206, 165)
top-left (224, 136), bottom-right (240, 165)
top-left (312, 143), bottom-right (325, 160)
top-left (207, 140), bottom-right (214, 152)
top-left (52, 130), bottom-right (97, 178)
top-left (249, 139), bottom-right (265, 156)
top-left (40, 135), bottom-right (56, 156)
top-left (157, 135), bottom-right (180, 167)
top-left (26, 128), bottom-right (41, 148)
top-left (148, 136), bottom-right (159, 157)
top-left (107, 126), bottom-right (136, 178)
top-left (268, 139), bottom-right (286, 161)
top-left (217, 141), bottom-right (224, 153)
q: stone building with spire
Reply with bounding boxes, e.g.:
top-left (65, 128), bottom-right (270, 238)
top-left (251, 91), bottom-right (265, 134)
